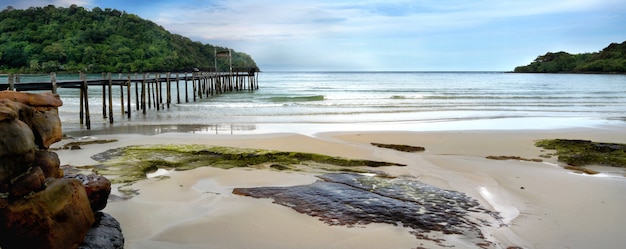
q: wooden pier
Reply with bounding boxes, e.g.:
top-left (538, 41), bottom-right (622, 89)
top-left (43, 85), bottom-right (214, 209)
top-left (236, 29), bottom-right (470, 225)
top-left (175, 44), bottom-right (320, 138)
top-left (0, 69), bottom-right (259, 129)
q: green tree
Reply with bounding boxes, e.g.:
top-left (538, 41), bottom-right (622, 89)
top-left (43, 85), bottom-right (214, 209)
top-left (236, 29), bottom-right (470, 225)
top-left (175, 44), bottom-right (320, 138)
top-left (515, 41), bottom-right (626, 73)
top-left (0, 5), bottom-right (258, 73)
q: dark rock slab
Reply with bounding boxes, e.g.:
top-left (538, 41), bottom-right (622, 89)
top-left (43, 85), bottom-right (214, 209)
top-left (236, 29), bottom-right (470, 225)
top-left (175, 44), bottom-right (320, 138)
top-left (79, 212), bottom-right (124, 249)
top-left (233, 173), bottom-right (500, 247)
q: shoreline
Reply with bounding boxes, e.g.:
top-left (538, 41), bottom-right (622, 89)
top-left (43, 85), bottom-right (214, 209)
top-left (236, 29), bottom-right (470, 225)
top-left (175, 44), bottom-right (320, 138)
top-left (53, 124), bottom-right (626, 249)
top-left (61, 116), bottom-right (626, 137)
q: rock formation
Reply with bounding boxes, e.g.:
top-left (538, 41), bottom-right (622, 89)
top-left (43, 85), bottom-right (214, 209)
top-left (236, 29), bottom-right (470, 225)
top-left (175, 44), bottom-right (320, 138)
top-left (0, 91), bottom-right (123, 249)
top-left (234, 173), bottom-right (501, 248)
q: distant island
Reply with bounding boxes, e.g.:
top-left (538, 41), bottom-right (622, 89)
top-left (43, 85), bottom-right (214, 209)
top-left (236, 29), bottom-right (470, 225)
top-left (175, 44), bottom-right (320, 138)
top-left (514, 40), bottom-right (626, 74)
top-left (0, 5), bottom-right (258, 73)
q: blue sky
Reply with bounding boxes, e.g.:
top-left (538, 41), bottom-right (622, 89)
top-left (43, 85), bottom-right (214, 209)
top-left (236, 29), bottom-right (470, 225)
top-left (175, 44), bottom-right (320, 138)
top-left (3, 0), bottom-right (626, 71)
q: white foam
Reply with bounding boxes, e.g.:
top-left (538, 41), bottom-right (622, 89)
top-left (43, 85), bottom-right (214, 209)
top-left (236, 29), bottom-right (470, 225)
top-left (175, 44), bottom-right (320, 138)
top-left (478, 186), bottom-right (520, 224)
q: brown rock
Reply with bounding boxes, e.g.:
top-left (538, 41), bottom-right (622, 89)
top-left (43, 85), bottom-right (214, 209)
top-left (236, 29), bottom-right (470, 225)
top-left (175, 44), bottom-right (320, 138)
top-left (0, 99), bottom-right (20, 122)
top-left (66, 174), bottom-right (112, 211)
top-left (9, 166), bottom-right (46, 198)
top-left (29, 107), bottom-right (63, 148)
top-left (0, 91), bottom-right (63, 108)
top-left (0, 178), bottom-right (95, 249)
top-left (33, 150), bottom-right (63, 178)
top-left (0, 92), bottom-right (63, 148)
top-left (0, 119), bottom-right (36, 192)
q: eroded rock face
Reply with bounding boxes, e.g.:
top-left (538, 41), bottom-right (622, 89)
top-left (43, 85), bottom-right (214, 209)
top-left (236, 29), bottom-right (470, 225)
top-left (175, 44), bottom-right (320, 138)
top-left (0, 91), bottom-right (122, 249)
top-left (234, 173), bottom-right (500, 247)
top-left (0, 178), bottom-right (96, 249)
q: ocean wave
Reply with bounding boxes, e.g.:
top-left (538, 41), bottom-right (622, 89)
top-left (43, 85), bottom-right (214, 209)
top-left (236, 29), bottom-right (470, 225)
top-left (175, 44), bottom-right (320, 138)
top-left (267, 95), bottom-right (325, 102)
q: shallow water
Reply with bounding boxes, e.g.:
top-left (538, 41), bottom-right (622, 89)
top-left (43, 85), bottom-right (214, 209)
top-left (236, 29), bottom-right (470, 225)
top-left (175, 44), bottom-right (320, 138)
top-left (5, 72), bottom-right (626, 135)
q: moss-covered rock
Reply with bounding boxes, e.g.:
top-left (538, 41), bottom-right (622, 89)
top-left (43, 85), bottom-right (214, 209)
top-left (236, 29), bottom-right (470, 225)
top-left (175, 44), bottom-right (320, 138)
top-left (535, 139), bottom-right (626, 167)
top-left (371, 142), bottom-right (425, 152)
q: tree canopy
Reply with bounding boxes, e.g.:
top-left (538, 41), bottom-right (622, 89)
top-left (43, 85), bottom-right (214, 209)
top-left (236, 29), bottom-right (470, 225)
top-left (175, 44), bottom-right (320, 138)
top-left (0, 5), bottom-right (258, 73)
top-left (514, 41), bottom-right (626, 73)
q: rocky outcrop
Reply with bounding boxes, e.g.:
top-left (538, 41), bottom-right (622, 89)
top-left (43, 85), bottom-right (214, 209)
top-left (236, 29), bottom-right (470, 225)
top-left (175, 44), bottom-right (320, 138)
top-left (0, 91), bottom-right (122, 249)
top-left (0, 178), bottom-right (95, 249)
top-left (234, 173), bottom-right (501, 248)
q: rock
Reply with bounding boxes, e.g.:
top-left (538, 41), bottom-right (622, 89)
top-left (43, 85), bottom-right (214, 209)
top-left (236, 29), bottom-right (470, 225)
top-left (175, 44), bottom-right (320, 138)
top-left (0, 91), bottom-right (63, 108)
top-left (66, 174), bottom-right (112, 211)
top-left (79, 212), bottom-right (124, 249)
top-left (486, 155), bottom-right (543, 162)
top-left (0, 178), bottom-right (95, 249)
top-left (0, 118), bottom-right (36, 192)
top-left (371, 142), bottom-right (425, 152)
top-left (0, 99), bottom-right (20, 121)
top-left (9, 166), bottom-right (46, 198)
top-left (234, 173), bottom-right (500, 247)
top-left (0, 92), bottom-right (63, 148)
top-left (30, 107), bottom-right (63, 148)
top-left (33, 150), bottom-right (63, 178)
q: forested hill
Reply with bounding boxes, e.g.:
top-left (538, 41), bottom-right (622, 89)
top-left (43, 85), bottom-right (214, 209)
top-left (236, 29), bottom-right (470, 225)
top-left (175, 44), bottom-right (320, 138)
top-left (514, 41), bottom-right (626, 73)
top-left (0, 5), bottom-right (258, 73)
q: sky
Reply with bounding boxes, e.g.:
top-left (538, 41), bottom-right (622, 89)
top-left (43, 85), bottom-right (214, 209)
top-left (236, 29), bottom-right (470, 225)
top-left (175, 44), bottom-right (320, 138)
top-left (2, 0), bottom-right (626, 71)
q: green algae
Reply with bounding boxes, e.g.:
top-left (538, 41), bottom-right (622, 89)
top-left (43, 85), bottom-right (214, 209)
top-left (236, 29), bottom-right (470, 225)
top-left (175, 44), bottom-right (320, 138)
top-left (371, 142), bottom-right (425, 152)
top-left (57, 139), bottom-right (119, 150)
top-left (89, 144), bottom-right (405, 184)
top-left (535, 139), bottom-right (626, 167)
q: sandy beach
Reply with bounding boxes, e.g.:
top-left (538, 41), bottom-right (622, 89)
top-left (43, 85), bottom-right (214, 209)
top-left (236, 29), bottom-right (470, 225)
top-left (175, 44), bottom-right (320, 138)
top-left (53, 125), bottom-right (626, 249)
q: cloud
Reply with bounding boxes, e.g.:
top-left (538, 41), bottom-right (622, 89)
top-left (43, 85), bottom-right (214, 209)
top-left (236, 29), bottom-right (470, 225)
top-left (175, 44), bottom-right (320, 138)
top-left (1, 0), bottom-right (624, 70)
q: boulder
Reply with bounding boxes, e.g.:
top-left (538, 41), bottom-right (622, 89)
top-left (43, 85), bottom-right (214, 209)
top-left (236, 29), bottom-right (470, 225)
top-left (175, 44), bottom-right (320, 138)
top-left (0, 99), bottom-right (20, 121)
top-left (0, 178), bottom-right (95, 249)
top-left (30, 107), bottom-right (63, 148)
top-left (79, 212), bottom-right (124, 249)
top-left (66, 174), bottom-right (112, 211)
top-left (0, 92), bottom-right (63, 148)
top-left (0, 119), bottom-right (36, 192)
top-left (9, 166), bottom-right (46, 198)
top-left (0, 91), bottom-right (63, 108)
top-left (33, 150), bottom-right (63, 178)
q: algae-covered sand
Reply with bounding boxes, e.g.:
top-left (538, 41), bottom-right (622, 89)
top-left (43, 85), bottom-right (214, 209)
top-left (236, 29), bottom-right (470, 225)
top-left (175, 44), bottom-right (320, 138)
top-left (535, 139), bottom-right (626, 174)
top-left (89, 144), bottom-right (405, 185)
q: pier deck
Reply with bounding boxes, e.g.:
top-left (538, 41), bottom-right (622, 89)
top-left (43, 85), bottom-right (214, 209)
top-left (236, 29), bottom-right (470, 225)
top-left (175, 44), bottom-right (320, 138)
top-left (0, 70), bottom-right (259, 129)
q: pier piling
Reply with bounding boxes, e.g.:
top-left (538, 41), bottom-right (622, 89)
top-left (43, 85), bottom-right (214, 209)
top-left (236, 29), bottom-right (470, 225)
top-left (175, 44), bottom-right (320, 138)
top-left (0, 69), bottom-right (259, 130)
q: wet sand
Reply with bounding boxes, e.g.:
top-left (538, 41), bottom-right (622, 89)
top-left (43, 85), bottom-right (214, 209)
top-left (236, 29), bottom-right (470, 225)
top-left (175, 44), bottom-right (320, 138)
top-left (54, 126), bottom-right (626, 249)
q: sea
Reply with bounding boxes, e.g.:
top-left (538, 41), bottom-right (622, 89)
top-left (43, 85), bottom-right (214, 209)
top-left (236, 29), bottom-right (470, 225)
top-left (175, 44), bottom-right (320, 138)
top-left (3, 72), bottom-right (626, 135)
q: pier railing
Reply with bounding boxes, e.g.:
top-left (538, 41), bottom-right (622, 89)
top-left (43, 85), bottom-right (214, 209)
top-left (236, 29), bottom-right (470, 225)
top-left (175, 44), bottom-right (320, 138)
top-left (0, 69), bottom-right (259, 129)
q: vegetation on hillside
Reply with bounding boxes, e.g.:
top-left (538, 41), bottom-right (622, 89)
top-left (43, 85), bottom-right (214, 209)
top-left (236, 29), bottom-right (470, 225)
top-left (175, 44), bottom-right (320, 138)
top-left (514, 41), bottom-right (626, 73)
top-left (0, 5), bottom-right (258, 73)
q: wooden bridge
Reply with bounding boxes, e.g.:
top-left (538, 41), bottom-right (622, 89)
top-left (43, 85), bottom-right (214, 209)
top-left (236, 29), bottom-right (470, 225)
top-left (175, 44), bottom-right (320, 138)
top-left (0, 69), bottom-right (259, 129)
